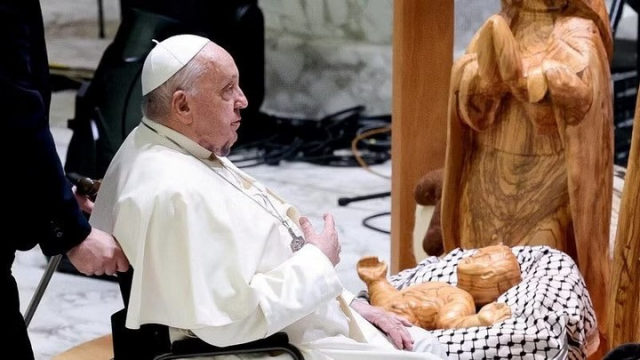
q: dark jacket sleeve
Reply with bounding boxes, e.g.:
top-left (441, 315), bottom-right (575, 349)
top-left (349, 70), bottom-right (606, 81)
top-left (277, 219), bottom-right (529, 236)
top-left (1, 1), bottom-right (91, 255)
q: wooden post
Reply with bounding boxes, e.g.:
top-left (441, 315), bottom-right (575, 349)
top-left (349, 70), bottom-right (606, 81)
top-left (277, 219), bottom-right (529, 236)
top-left (608, 92), bottom-right (640, 347)
top-left (391, 0), bottom-right (453, 273)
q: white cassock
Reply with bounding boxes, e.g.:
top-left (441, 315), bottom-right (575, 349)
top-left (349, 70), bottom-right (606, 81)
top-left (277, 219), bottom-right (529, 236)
top-left (90, 118), bottom-right (446, 360)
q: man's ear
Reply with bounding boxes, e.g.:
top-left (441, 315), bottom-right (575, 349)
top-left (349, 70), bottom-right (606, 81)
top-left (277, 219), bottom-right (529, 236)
top-left (172, 90), bottom-right (192, 124)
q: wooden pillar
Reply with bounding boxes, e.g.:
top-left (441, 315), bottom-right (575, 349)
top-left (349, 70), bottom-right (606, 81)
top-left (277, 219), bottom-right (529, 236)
top-left (391, 0), bottom-right (453, 273)
top-left (608, 92), bottom-right (640, 347)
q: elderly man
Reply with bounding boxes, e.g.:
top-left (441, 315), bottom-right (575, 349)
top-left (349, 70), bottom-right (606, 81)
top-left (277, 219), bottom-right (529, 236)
top-left (90, 34), bottom-right (446, 360)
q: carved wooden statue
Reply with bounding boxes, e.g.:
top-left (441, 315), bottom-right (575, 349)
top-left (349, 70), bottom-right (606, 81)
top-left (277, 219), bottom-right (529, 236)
top-left (357, 244), bottom-right (519, 330)
top-left (439, 0), bottom-right (613, 350)
top-left (607, 88), bottom-right (640, 346)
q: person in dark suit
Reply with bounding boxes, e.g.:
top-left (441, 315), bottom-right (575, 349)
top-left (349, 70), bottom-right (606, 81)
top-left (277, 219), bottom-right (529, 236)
top-left (0, 1), bottom-right (130, 358)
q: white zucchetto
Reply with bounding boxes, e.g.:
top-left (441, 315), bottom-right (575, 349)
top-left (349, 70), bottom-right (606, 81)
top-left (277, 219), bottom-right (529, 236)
top-left (141, 34), bottom-right (210, 96)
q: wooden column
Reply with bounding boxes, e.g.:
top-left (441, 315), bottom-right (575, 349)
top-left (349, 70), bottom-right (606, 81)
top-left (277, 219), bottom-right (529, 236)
top-left (391, 0), bottom-right (453, 273)
top-left (608, 93), bottom-right (640, 346)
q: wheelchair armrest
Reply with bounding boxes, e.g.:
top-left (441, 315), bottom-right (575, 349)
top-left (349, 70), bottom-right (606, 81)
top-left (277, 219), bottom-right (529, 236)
top-left (154, 332), bottom-right (304, 360)
top-left (171, 332), bottom-right (290, 353)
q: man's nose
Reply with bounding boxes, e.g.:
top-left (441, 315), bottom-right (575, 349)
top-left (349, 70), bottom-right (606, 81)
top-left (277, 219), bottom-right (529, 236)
top-left (237, 88), bottom-right (249, 109)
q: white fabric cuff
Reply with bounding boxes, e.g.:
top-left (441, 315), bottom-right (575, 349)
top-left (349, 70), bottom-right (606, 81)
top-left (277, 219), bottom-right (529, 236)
top-left (255, 244), bottom-right (343, 335)
top-left (341, 289), bottom-right (356, 305)
top-left (295, 244), bottom-right (344, 296)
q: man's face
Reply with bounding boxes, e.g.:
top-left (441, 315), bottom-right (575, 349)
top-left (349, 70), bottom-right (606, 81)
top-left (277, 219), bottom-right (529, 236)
top-left (190, 44), bottom-right (248, 156)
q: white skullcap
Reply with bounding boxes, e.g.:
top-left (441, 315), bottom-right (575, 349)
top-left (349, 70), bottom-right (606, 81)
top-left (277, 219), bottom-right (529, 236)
top-left (141, 34), bottom-right (210, 95)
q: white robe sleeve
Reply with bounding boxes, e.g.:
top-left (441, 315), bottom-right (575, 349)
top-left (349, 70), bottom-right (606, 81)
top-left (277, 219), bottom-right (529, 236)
top-left (192, 245), bottom-right (342, 346)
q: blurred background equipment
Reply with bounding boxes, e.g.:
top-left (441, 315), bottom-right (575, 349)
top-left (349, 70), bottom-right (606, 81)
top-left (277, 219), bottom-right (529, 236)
top-left (610, 0), bottom-right (639, 167)
top-left (64, 0), bottom-right (265, 180)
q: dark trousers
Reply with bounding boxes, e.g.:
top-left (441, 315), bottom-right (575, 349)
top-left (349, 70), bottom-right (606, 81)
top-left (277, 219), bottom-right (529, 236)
top-left (2, 252), bottom-right (35, 360)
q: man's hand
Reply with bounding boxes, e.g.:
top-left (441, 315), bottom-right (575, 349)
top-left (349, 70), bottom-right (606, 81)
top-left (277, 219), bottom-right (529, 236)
top-left (350, 299), bottom-right (414, 350)
top-left (72, 185), bottom-right (94, 214)
top-left (299, 214), bottom-right (341, 266)
top-left (66, 227), bottom-right (130, 276)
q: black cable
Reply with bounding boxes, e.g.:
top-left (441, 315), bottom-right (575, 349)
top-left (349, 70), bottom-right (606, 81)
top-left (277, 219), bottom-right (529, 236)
top-left (233, 106), bottom-right (392, 168)
top-left (229, 150), bottom-right (264, 163)
top-left (232, 133), bottom-right (280, 152)
top-left (362, 212), bottom-right (391, 234)
top-left (321, 105), bottom-right (366, 122)
top-left (262, 138), bottom-right (305, 165)
top-left (292, 152), bottom-right (390, 167)
top-left (232, 138), bottom-right (306, 168)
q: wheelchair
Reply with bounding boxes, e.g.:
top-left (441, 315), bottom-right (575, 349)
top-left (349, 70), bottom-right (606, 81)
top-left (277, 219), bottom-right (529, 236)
top-left (110, 267), bottom-right (304, 360)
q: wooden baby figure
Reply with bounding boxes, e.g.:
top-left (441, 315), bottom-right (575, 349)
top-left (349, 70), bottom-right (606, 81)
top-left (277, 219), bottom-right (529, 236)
top-left (357, 245), bottom-right (520, 330)
top-left (456, 244), bottom-right (523, 307)
top-left (440, 0), bottom-right (613, 349)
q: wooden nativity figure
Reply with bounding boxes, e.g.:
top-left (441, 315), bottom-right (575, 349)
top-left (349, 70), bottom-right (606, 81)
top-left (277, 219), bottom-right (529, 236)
top-left (357, 244), bottom-right (520, 330)
top-left (439, 0), bottom-right (614, 350)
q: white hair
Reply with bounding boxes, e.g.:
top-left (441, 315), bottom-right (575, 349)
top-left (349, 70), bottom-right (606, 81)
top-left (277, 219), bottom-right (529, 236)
top-left (141, 54), bottom-right (207, 122)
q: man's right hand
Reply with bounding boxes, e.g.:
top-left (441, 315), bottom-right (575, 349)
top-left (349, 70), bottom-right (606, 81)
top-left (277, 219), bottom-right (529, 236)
top-left (66, 227), bottom-right (130, 276)
top-left (350, 299), bottom-right (414, 350)
top-left (299, 214), bottom-right (341, 266)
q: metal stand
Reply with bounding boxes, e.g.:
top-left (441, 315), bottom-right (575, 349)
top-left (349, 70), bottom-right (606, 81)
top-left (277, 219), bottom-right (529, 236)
top-left (24, 255), bottom-right (63, 327)
top-left (337, 191), bottom-right (390, 206)
top-left (97, 0), bottom-right (105, 38)
top-left (610, 0), bottom-right (626, 36)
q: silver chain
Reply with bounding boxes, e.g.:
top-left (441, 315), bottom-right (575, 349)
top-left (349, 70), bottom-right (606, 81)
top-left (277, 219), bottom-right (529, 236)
top-left (141, 121), bottom-right (306, 251)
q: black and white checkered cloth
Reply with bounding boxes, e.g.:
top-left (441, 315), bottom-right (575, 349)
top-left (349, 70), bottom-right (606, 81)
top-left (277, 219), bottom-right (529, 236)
top-left (358, 246), bottom-right (598, 359)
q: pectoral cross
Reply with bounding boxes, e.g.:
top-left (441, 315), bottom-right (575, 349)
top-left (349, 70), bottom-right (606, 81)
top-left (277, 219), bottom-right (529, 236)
top-left (285, 224), bottom-right (305, 252)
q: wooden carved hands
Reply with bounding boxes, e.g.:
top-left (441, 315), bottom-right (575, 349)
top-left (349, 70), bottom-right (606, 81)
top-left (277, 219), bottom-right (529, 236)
top-left (475, 15), bottom-right (524, 97)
